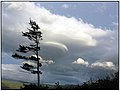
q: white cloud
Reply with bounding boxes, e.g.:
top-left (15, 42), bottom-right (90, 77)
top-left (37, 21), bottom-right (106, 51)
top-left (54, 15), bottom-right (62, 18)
top-left (72, 58), bottom-right (89, 66)
top-left (43, 41), bottom-right (68, 52)
top-left (112, 22), bottom-right (118, 26)
top-left (62, 4), bottom-right (69, 9)
top-left (26, 55), bottom-right (55, 66)
top-left (3, 2), bottom-right (114, 48)
top-left (91, 61), bottom-right (116, 70)
top-left (2, 2), bottom-right (118, 65)
top-left (2, 1), bottom-right (118, 65)
top-left (46, 60), bottom-right (55, 64)
top-left (72, 58), bottom-right (117, 71)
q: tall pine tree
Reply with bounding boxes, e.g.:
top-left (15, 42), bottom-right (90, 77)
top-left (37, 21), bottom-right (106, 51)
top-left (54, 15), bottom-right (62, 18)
top-left (12, 18), bottom-right (43, 87)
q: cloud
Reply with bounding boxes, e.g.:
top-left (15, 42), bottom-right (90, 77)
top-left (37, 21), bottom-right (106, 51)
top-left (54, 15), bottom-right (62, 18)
top-left (40, 42), bottom-right (69, 60)
top-left (22, 55), bottom-right (55, 66)
top-left (91, 61), bottom-right (116, 70)
top-left (43, 41), bottom-right (68, 53)
top-left (112, 22), bottom-right (118, 27)
top-left (2, 2), bottom-right (118, 84)
top-left (2, 63), bottom-right (116, 84)
top-left (72, 58), bottom-right (117, 71)
top-left (2, 64), bottom-right (37, 83)
top-left (2, 2), bottom-right (115, 51)
top-left (72, 58), bottom-right (89, 66)
top-left (62, 4), bottom-right (69, 9)
top-left (46, 60), bottom-right (55, 64)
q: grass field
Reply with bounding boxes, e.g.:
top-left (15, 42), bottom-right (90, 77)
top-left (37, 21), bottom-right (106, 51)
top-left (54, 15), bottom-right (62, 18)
top-left (1, 80), bottom-right (24, 89)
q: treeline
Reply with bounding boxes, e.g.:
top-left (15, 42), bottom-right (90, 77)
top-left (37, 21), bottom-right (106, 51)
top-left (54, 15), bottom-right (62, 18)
top-left (75, 72), bottom-right (119, 90)
top-left (21, 72), bottom-right (119, 90)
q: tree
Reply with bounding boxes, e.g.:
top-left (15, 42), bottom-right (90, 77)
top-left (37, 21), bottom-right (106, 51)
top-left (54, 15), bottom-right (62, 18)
top-left (12, 18), bottom-right (43, 87)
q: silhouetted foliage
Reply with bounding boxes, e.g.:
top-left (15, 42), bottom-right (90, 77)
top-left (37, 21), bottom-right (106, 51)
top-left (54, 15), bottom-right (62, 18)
top-left (78, 72), bottom-right (119, 90)
top-left (55, 82), bottom-right (63, 89)
top-left (20, 63), bottom-right (34, 71)
top-left (12, 18), bottom-right (43, 87)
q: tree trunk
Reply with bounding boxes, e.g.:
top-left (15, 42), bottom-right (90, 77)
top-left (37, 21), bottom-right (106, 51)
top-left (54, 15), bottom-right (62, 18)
top-left (36, 37), bottom-right (40, 87)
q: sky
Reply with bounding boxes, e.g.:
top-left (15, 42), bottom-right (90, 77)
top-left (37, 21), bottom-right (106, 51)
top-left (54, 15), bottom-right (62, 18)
top-left (2, 1), bottom-right (119, 85)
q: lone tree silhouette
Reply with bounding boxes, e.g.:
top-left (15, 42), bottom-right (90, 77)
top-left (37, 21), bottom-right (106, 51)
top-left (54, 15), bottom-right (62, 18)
top-left (12, 18), bottom-right (43, 87)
